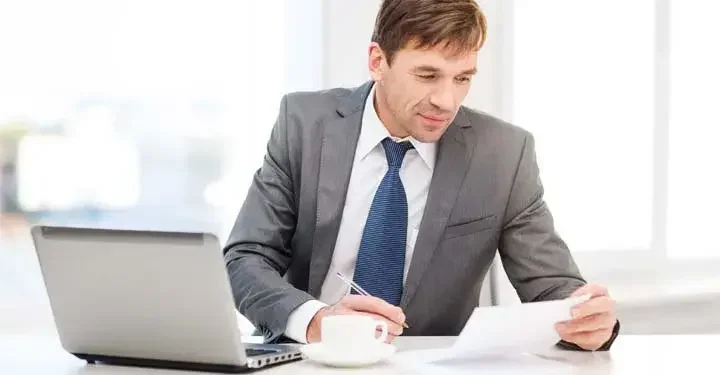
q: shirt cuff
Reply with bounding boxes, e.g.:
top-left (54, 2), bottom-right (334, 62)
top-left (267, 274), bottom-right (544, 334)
top-left (284, 299), bottom-right (328, 343)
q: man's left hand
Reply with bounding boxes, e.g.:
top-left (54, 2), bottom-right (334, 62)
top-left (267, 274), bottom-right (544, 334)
top-left (555, 284), bottom-right (617, 351)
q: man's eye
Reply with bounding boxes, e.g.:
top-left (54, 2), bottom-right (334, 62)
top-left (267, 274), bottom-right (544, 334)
top-left (417, 74), bottom-right (435, 80)
top-left (455, 76), bottom-right (471, 83)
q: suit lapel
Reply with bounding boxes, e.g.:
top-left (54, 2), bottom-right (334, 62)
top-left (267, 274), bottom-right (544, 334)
top-left (401, 109), bottom-right (475, 308)
top-left (307, 82), bottom-right (372, 296)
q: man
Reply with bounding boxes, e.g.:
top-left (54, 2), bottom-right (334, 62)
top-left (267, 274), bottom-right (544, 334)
top-left (223, 0), bottom-right (619, 351)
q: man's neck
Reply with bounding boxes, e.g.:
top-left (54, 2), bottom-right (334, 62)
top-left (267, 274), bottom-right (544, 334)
top-left (373, 85), bottom-right (409, 139)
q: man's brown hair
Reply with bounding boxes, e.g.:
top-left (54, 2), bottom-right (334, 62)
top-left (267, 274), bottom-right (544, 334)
top-left (371, 0), bottom-right (487, 65)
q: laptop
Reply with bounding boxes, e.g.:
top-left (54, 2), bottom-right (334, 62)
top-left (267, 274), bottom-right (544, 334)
top-left (30, 225), bottom-right (303, 372)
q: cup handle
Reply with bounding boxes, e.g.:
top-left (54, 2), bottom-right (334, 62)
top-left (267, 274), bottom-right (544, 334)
top-left (374, 320), bottom-right (388, 342)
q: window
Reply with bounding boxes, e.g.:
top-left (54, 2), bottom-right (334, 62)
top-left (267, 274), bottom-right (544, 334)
top-left (667, 2), bottom-right (720, 259)
top-left (0, 1), bottom-right (294, 319)
top-left (512, 0), bottom-right (656, 253)
top-left (503, 0), bottom-right (720, 276)
top-left (490, 0), bottom-right (720, 307)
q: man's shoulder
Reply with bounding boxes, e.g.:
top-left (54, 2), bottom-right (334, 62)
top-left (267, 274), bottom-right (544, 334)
top-left (281, 85), bottom-right (358, 116)
top-left (285, 85), bottom-right (356, 100)
top-left (459, 105), bottom-right (532, 142)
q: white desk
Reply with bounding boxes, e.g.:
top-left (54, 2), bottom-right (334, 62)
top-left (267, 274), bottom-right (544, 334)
top-left (1, 334), bottom-right (719, 374)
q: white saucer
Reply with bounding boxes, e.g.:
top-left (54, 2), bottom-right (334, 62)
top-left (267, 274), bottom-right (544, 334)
top-left (300, 342), bottom-right (397, 368)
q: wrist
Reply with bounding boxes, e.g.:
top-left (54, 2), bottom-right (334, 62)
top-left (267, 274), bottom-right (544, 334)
top-left (285, 299), bottom-right (328, 344)
top-left (306, 306), bottom-right (330, 343)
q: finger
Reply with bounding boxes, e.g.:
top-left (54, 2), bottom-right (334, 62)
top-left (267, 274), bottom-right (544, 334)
top-left (558, 328), bottom-right (613, 351)
top-left (558, 314), bottom-right (616, 334)
top-left (571, 284), bottom-right (608, 299)
top-left (329, 308), bottom-right (404, 336)
top-left (571, 296), bottom-right (615, 319)
top-left (340, 295), bottom-right (405, 324)
top-left (343, 310), bottom-right (403, 335)
top-left (556, 314), bottom-right (616, 334)
top-left (325, 305), bottom-right (404, 333)
top-left (377, 326), bottom-right (401, 342)
top-left (372, 316), bottom-right (403, 336)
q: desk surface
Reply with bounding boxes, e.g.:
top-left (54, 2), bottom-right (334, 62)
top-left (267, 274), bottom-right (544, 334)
top-left (1, 334), bottom-right (719, 374)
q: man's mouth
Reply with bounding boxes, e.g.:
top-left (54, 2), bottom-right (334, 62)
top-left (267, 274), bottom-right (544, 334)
top-left (419, 114), bottom-right (450, 125)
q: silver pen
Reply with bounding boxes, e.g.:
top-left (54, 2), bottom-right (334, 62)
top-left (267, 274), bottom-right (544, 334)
top-left (335, 272), bottom-right (409, 328)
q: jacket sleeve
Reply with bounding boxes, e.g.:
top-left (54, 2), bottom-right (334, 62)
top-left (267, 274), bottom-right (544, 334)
top-left (498, 132), bottom-right (586, 302)
top-left (222, 94), bottom-right (314, 343)
top-left (499, 132), bottom-right (619, 351)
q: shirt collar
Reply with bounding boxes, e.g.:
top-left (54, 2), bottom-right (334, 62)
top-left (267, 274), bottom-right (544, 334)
top-left (357, 83), bottom-right (436, 170)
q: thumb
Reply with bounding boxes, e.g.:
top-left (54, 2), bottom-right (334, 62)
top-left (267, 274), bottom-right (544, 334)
top-left (571, 283), bottom-right (608, 298)
top-left (341, 295), bottom-right (405, 323)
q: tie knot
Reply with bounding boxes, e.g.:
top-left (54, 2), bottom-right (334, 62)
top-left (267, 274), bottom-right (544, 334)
top-left (381, 138), bottom-right (414, 167)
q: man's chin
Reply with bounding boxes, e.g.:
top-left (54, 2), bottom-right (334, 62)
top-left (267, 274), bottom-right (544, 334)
top-left (410, 126), bottom-right (447, 143)
top-left (412, 132), bottom-right (443, 143)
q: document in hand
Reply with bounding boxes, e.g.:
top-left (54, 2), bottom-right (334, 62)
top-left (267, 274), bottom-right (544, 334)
top-left (400, 294), bottom-right (592, 363)
top-left (449, 294), bottom-right (592, 357)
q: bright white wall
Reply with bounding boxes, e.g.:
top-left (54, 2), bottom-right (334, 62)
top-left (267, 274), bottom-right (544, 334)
top-left (321, 0), bottom-right (380, 89)
top-left (285, 0), bottom-right (324, 92)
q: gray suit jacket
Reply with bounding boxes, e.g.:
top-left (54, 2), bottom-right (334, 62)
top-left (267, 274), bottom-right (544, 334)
top-left (223, 81), bottom-right (614, 346)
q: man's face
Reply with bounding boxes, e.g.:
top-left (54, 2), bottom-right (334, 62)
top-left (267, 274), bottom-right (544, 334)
top-left (369, 42), bottom-right (478, 143)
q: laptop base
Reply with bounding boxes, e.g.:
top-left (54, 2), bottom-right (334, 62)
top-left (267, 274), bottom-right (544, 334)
top-left (74, 352), bottom-right (302, 373)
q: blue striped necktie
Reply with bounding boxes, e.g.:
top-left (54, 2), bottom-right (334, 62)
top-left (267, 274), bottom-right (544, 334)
top-left (352, 137), bottom-right (413, 306)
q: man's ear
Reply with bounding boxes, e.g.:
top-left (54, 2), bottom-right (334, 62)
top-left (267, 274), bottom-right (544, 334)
top-left (368, 42), bottom-right (387, 82)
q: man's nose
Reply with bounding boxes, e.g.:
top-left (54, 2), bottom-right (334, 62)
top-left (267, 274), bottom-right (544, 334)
top-left (428, 82), bottom-right (455, 112)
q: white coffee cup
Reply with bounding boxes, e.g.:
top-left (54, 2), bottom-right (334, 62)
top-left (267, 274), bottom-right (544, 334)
top-left (321, 315), bottom-right (388, 348)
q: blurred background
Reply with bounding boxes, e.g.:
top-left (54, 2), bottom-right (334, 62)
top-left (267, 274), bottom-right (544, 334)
top-left (1, 0), bottom-right (718, 336)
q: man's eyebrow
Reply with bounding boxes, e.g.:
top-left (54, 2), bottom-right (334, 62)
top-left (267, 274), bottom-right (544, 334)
top-left (412, 66), bottom-right (477, 75)
top-left (413, 65), bottom-right (440, 73)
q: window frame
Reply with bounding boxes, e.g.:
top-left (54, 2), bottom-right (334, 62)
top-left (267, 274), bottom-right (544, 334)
top-left (489, 0), bottom-right (720, 289)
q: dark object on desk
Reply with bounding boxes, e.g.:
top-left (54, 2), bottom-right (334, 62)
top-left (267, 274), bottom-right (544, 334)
top-left (30, 225), bottom-right (302, 373)
top-left (76, 345), bottom-right (302, 373)
top-left (556, 320), bottom-right (621, 352)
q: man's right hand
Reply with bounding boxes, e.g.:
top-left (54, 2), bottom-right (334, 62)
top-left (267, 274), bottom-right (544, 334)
top-left (306, 295), bottom-right (406, 343)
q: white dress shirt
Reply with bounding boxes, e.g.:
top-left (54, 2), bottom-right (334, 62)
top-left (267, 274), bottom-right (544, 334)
top-left (284, 84), bottom-right (437, 343)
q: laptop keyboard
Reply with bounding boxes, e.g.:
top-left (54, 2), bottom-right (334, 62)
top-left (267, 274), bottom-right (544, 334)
top-left (245, 348), bottom-right (277, 357)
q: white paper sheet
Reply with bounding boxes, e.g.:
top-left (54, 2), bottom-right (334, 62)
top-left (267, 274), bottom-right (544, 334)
top-left (396, 294), bottom-right (591, 365)
top-left (448, 294), bottom-right (592, 357)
